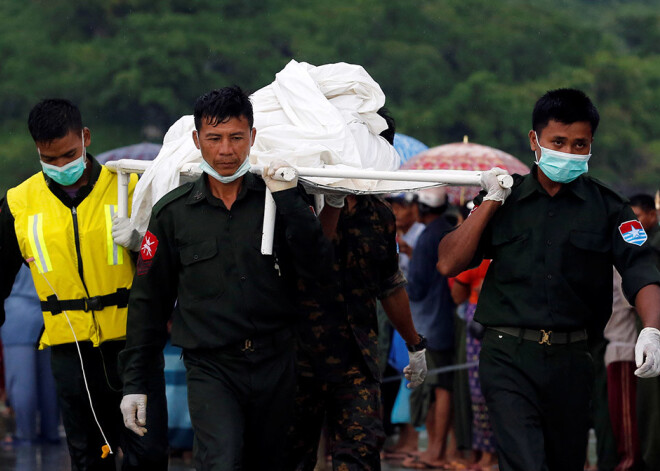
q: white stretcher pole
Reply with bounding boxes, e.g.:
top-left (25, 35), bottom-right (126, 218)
top-left (117, 170), bottom-right (130, 218)
top-left (262, 189), bottom-right (277, 255)
top-left (106, 160), bottom-right (513, 257)
top-left (251, 165), bottom-right (513, 256)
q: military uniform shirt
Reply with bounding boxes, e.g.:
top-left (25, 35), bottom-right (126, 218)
top-left (120, 172), bottom-right (332, 394)
top-left (472, 167), bottom-right (660, 331)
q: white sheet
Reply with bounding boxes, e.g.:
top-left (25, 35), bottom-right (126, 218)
top-left (129, 60), bottom-right (434, 234)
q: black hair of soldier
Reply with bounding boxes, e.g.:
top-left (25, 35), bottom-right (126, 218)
top-left (377, 107), bottom-right (396, 145)
top-left (194, 86), bottom-right (254, 131)
top-left (28, 99), bottom-right (83, 144)
top-left (532, 88), bottom-right (600, 137)
top-left (629, 194), bottom-right (655, 212)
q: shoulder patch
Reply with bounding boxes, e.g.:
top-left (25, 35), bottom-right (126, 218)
top-left (152, 182), bottom-right (194, 216)
top-left (619, 220), bottom-right (647, 246)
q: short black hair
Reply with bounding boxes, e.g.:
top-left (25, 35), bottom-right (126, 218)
top-left (629, 193), bottom-right (655, 212)
top-left (27, 99), bottom-right (83, 143)
top-left (532, 88), bottom-right (600, 137)
top-left (194, 86), bottom-right (253, 131)
top-left (377, 107), bottom-right (396, 145)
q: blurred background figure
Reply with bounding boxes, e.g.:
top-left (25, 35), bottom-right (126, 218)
top-left (629, 193), bottom-right (660, 471)
top-left (1, 264), bottom-right (60, 445)
top-left (403, 187), bottom-right (457, 469)
top-left (452, 260), bottom-right (498, 470)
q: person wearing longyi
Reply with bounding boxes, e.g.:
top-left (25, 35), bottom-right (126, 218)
top-left (437, 88), bottom-right (660, 471)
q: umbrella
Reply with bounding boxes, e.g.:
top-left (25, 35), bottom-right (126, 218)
top-left (393, 133), bottom-right (428, 166)
top-left (401, 137), bottom-right (530, 205)
top-left (96, 142), bottom-right (162, 165)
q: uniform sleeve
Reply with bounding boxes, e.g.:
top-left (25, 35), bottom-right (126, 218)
top-left (375, 203), bottom-right (406, 299)
top-left (118, 210), bottom-right (178, 394)
top-left (0, 197), bottom-right (26, 326)
top-left (612, 204), bottom-right (660, 304)
top-left (271, 186), bottom-right (333, 280)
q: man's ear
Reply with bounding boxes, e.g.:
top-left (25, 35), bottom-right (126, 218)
top-left (250, 127), bottom-right (257, 147)
top-left (528, 129), bottom-right (538, 152)
top-left (192, 130), bottom-right (200, 149)
top-left (83, 127), bottom-right (91, 148)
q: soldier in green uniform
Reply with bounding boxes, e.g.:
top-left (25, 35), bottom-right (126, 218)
top-left (118, 86), bottom-right (332, 471)
top-left (437, 88), bottom-right (660, 471)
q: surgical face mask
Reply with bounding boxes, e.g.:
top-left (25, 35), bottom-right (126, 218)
top-left (39, 131), bottom-right (87, 186)
top-left (199, 157), bottom-right (251, 184)
top-left (534, 134), bottom-right (590, 184)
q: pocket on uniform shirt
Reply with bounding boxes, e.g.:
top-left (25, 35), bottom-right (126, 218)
top-left (490, 230), bottom-right (531, 282)
top-left (178, 239), bottom-right (225, 300)
top-left (564, 230), bottom-right (611, 284)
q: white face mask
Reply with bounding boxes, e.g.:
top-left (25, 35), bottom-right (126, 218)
top-left (534, 134), bottom-right (591, 184)
top-left (199, 157), bottom-right (251, 183)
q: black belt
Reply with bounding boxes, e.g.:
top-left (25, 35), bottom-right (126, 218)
top-left (226, 328), bottom-right (293, 353)
top-left (489, 326), bottom-right (587, 345)
top-left (41, 288), bottom-right (130, 314)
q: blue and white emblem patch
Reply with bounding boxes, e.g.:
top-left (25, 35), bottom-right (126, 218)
top-left (618, 220), bottom-right (647, 246)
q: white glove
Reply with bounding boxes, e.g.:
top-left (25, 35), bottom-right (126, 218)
top-left (112, 216), bottom-right (143, 252)
top-left (324, 194), bottom-right (346, 209)
top-left (120, 394), bottom-right (148, 436)
top-left (480, 167), bottom-right (512, 204)
top-left (263, 160), bottom-right (298, 193)
top-left (635, 327), bottom-right (660, 378)
top-left (403, 350), bottom-right (427, 389)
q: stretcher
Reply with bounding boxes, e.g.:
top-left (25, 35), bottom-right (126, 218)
top-left (105, 159), bottom-right (512, 255)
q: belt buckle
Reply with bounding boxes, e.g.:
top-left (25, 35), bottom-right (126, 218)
top-left (538, 329), bottom-right (552, 346)
top-left (84, 296), bottom-right (103, 312)
top-left (241, 339), bottom-right (255, 352)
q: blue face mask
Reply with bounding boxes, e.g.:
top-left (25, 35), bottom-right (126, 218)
top-left (199, 157), bottom-right (251, 184)
top-left (39, 132), bottom-right (87, 186)
top-left (535, 134), bottom-right (591, 184)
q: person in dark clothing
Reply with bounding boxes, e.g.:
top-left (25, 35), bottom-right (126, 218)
top-left (118, 86), bottom-right (333, 471)
top-left (0, 99), bottom-right (168, 470)
top-left (404, 187), bottom-right (457, 469)
top-left (285, 113), bottom-right (427, 471)
top-left (437, 88), bottom-right (660, 471)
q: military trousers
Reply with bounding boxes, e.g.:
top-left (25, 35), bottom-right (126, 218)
top-left (50, 340), bottom-right (169, 471)
top-left (182, 331), bottom-right (296, 471)
top-left (479, 328), bottom-right (594, 471)
top-left (285, 364), bottom-right (385, 471)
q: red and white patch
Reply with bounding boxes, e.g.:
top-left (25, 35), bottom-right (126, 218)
top-left (140, 231), bottom-right (159, 260)
top-left (619, 220), bottom-right (647, 246)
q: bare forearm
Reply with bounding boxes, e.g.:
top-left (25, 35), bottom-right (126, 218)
top-left (436, 201), bottom-right (500, 277)
top-left (635, 283), bottom-right (660, 329)
top-left (381, 287), bottom-right (420, 345)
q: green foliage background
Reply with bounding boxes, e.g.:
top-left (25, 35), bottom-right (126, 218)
top-left (1, 0), bottom-right (659, 195)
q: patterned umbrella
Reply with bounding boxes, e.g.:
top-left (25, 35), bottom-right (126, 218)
top-left (401, 137), bottom-right (530, 205)
top-left (393, 133), bottom-right (428, 167)
top-left (96, 142), bottom-right (162, 164)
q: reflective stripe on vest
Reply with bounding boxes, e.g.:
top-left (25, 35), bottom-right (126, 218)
top-left (27, 213), bottom-right (53, 274)
top-left (104, 204), bottom-right (124, 266)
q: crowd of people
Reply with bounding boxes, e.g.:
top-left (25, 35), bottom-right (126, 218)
top-left (0, 85), bottom-right (659, 471)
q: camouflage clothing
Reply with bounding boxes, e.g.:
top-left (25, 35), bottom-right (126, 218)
top-left (295, 195), bottom-right (406, 383)
top-left (287, 366), bottom-right (384, 471)
top-left (288, 196), bottom-right (406, 470)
